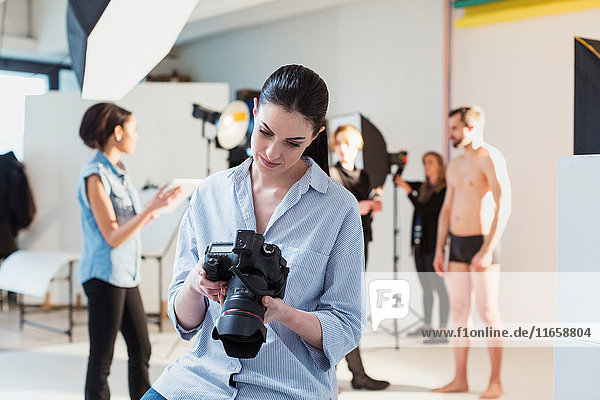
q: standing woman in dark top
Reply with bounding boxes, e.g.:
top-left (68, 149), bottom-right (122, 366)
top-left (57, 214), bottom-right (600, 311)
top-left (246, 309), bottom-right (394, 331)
top-left (395, 151), bottom-right (449, 342)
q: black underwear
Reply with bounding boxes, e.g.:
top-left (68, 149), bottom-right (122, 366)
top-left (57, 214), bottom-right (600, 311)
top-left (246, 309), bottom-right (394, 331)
top-left (449, 233), bottom-right (500, 265)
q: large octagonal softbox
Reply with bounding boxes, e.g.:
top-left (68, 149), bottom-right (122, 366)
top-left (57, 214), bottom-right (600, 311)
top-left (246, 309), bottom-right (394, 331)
top-left (67, 0), bottom-right (199, 100)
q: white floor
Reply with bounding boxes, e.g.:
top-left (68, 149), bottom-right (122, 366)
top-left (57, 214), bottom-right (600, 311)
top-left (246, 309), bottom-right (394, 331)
top-left (0, 308), bottom-right (554, 399)
top-left (0, 331), bottom-right (553, 399)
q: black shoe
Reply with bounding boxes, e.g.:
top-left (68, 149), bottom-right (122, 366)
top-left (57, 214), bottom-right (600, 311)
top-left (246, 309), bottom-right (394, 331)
top-left (406, 324), bottom-right (431, 337)
top-left (351, 374), bottom-right (390, 390)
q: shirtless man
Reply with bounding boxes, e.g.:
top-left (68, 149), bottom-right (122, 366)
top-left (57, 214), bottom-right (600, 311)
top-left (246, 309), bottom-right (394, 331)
top-left (432, 106), bottom-right (511, 399)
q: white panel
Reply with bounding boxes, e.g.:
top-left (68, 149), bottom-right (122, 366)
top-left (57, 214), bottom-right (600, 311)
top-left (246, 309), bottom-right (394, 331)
top-left (20, 82), bottom-right (229, 310)
top-left (557, 155), bottom-right (600, 274)
top-left (555, 155), bottom-right (600, 399)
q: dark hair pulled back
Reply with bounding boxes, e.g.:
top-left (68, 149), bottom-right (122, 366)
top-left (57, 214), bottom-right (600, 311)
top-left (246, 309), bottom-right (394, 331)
top-left (259, 65), bottom-right (330, 174)
top-left (79, 102), bottom-right (132, 150)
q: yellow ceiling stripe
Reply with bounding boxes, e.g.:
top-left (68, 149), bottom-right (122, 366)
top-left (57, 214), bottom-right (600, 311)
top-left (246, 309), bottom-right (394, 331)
top-left (455, 0), bottom-right (600, 28)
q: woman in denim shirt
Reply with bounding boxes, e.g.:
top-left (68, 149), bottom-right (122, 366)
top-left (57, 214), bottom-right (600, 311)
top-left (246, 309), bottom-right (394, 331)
top-left (77, 103), bottom-right (180, 400)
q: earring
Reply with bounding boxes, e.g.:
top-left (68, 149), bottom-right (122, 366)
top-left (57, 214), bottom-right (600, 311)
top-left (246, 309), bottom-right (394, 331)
top-left (116, 136), bottom-right (121, 142)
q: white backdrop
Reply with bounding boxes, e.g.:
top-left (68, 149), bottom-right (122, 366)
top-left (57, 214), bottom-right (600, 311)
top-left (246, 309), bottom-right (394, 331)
top-left (453, 8), bottom-right (600, 275)
top-left (555, 155), bottom-right (600, 399)
top-left (167, 0), bottom-right (559, 332)
top-left (173, 0), bottom-right (447, 330)
top-left (20, 82), bottom-right (230, 311)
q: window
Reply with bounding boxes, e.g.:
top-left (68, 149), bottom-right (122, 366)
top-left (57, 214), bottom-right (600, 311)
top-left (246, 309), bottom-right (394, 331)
top-left (0, 72), bottom-right (47, 160)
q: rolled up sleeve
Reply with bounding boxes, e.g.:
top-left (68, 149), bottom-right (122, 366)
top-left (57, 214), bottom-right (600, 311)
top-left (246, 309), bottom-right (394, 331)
top-left (304, 202), bottom-right (367, 370)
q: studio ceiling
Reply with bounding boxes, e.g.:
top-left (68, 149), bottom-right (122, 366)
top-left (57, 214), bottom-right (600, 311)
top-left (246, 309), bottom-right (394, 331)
top-left (1, 0), bottom-right (364, 63)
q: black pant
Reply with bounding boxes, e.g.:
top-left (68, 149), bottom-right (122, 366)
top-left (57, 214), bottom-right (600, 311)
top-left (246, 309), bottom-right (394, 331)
top-left (83, 279), bottom-right (151, 400)
top-left (345, 241), bottom-right (370, 377)
top-left (414, 251), bottom-right (449, 327)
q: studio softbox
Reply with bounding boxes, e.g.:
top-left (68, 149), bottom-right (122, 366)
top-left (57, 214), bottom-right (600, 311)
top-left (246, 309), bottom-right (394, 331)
top-left (574, 37), bottom-right (600, 155)
top-left (67, 0), bottom-right (199, 100)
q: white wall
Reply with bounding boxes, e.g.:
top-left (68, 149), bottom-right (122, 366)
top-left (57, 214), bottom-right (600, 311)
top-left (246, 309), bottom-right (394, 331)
top-left (20, 82), bottom-right (230, 310)
top-left (174, 0), bottom-right (446, 286)
top-left (2, 0), bottom-right (69, 60)
top-left (555, 155), bottom-right (600, 399)
top-left (1, 0), bottom-right (31, 37)
top-left (453, 9), bottom-right (600, 274)
top-left (166, 0), bottom-right (563, 327)
top-left (452, 10), bottom-right (600, 394)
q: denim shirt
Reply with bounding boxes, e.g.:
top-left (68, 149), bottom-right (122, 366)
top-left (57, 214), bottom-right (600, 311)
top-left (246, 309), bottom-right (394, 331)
top-left (77, 151), bottom-right (142, 287)
top-left (152, 157), bottom-right (367, 400)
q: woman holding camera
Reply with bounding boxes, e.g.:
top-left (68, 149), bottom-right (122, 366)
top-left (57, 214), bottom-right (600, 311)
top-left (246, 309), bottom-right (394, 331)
top-left (142, 65), bottom-right (365, 400)
top-left (77, 103), bottom-right (181, 400)
top-left (394, 152), bottom-right (449, 342)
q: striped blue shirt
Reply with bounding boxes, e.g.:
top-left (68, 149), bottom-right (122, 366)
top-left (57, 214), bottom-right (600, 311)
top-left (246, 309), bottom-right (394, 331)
top-left (152, 156), bottom-right (366, 400)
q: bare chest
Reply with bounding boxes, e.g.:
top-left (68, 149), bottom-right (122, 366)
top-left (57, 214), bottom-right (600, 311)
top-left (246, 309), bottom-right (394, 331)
top-left (450, 158), bottom-right (488, 193)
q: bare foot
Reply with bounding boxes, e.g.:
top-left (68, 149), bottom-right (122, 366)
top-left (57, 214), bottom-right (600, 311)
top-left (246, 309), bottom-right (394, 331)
top-left (432, 379), bottom-right (468, 393)
top-left (480, 381), bottom-right (503, 399)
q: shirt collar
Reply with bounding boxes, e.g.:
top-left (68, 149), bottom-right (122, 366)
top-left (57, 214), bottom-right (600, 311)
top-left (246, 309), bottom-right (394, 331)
top-left (229, 156), bottom-right (328, 194)
top-left (95, 150), bottom-right (126, 178)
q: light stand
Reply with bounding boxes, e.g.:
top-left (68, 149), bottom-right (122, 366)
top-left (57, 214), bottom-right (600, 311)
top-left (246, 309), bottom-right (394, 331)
top-left (193, 104), bottom-right (219, 177)
top-left (391, 165), bottom-right (425, 349)
top-left (201, 119), bottom-right (213, 176)
top-left (392, 167), bottom-right (400, 349)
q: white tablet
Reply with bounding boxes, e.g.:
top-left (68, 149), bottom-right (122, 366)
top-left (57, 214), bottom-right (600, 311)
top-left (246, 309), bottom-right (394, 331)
top-left (161, 178), bottom-right (202, 213)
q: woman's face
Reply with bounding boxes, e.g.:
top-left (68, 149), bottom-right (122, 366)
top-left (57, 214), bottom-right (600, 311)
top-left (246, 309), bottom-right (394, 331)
top-left (423, 154), bottom-right (441, 184)
top-left (115, 115), bottom-right (139, 154)
top-left (250, 102), bottom-right (318, 177)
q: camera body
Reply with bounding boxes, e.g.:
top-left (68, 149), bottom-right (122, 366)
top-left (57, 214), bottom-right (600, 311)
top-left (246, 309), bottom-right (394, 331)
top-left (203, 230), bottom-right (288, 358)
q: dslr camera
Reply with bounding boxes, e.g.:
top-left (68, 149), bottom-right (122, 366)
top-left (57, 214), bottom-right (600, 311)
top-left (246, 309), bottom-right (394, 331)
top-left (203, 230), bottom-right (288, 358)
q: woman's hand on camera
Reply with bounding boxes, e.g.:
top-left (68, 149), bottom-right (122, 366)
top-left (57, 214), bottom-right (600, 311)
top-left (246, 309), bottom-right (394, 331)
top-left (394, 175), bottom-right (413, 194)
top-left (262, 296), bottom-right (323, 349)
top-left (175, 261), bottom-right (226, 331)
top-left (144, 185), bottom-right (183, 219)
top-left (186, 262), bottom-right (228, 303)
top-left (262, 295), bottom-right (291, 324)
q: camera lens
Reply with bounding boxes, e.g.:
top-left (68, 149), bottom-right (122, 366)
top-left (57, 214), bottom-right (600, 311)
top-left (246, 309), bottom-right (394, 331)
top-left (213, 275), bottom-right (268, 358)
top-left (207, 230), bottom-right (288, 359)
